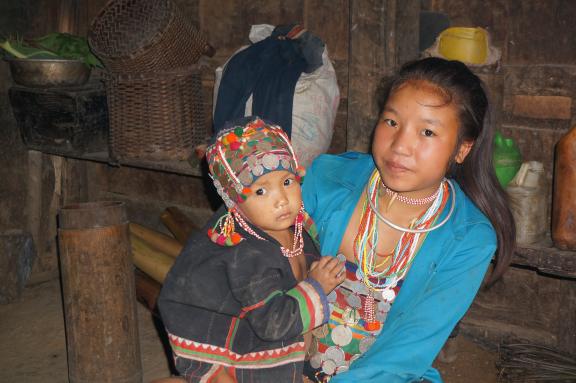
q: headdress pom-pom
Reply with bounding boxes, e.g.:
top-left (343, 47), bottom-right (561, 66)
top-left (207, 211), bottom-right (244, 246)
top-left (295, 166), bottom-right (306, 183)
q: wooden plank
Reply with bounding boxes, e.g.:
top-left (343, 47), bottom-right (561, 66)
top-left (347, 0), bottom-right (420, 152)
top-left (513, 244), bottom-right (576, 280)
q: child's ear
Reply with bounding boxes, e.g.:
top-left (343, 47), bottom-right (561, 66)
top-left (455, 140), bottom-right (474, 164)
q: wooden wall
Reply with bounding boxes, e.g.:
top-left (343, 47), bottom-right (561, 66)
top-left (1, 0), bottom-right (575, 353)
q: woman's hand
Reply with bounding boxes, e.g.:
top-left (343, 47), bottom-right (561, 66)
top-left (308, 256), bottom-right (346, 294)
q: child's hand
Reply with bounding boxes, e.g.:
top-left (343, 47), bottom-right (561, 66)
top-left (308, 256), bottom-right (346, 294)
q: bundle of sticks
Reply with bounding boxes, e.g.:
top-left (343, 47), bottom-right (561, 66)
top-left (130, 206), bottom-right (199, 312)
top-left (498, 342), bottom-right (576, 382)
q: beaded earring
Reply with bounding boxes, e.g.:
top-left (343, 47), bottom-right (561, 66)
top-left (207, 208), bottom-right (244, 246)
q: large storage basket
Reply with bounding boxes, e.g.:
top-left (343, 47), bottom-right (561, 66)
top-left (105, 66), bottom-right (206, 161)
top-left (88, 0), bottom-right (209, 73)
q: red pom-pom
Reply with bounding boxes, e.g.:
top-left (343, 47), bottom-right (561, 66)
top-left (231, 232), bottom-right (242, 244)
top-left (230, 141), bottom-right (241, 151)
top-left (242, 187), bottom-right (252, 195)
top-left (216, 235), bottom-right (227, 246)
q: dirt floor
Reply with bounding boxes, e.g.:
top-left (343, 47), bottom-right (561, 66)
top-left (0, 278), bottom-right (500, 383)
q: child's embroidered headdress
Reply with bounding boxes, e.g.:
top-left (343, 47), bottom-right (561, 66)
top-left (206, 116), bottom-right (305, 209)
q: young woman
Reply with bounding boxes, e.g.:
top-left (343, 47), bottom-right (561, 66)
top-left (302, 57), bottom-right (515, 382)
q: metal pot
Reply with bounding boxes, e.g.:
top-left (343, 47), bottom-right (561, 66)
top-left (6, 58), bottom-right (91, 88)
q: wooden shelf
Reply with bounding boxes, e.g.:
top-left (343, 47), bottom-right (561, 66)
top-left (512, 241), bottom-right (576, 279)
top-left (30, 149), bottom-right (203, 177)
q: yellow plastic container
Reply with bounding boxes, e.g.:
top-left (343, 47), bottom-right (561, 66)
top-left (437, 27), bottom-right (489, 64)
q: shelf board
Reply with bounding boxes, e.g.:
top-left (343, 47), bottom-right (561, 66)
top-left (29, 149), bottom-right (203, 177)
top-left (512, 241), bottom-right (576, 279)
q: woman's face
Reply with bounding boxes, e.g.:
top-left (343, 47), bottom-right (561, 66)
top-left (372, 81), bottom-right (473, 198)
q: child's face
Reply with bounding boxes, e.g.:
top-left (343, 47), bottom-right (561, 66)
top-left (238, 170), bottom-right (302, 236)
top-left (372, 81), bottom-right (472, 197)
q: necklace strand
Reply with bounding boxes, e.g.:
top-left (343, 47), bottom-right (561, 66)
top-left (381, 182), bottom-right (441, 205)
top-left (354, 170), bottom-right (449, 292)
top-left (233, 210), bottom-right (304, 258)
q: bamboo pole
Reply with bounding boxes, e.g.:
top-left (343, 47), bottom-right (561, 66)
top-left (160, 207), bottom-right (198, 245)
top-left (129, 223), bottom-right (182, 258)
top-left (131, 236), bottom-right (175, 284)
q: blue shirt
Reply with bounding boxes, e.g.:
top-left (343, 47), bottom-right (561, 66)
top-left (302, 152), bottom-right (496, 382)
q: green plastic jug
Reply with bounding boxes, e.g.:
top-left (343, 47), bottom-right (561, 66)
top-left (493, 131), bottom-right (522, 187)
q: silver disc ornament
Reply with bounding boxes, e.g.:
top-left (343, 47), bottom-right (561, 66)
top-left (324, 345), bottom-right (346, 366)
top-left (331, 324), bottom-right (353, 346)
top-left (322, 359), bottom-right (337, 375)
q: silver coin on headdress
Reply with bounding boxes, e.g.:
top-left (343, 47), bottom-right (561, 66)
top-left (324, 346), bottom-right (345, 366)
top-left (358, 336), bottom-right (376, 354)
top-left (322, 359), bottom-right (337, 375)
top-left (331, 324), bottom-right (353, 346)
top-left (336, 253), bottom-right (347, 263)
top-left (312, 324), bottom-right (329, 339)
top-left (238, 170), bottom-right (253, 186)
top-left (309, 352), bottom-right (323, 369)
top-left (280, 158), bottom-right (291, 170)
top-left (261, 153), bottom-right (279, 169)
top-left (251, 164), bottom-right (264, 177)
top-left (246, 156), bottom-right (258, 168)
top-left (346, 293), bottom-right (362, 309)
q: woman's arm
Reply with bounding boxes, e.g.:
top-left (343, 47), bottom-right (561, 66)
top-left (330, 223), bottom-right (496, 383)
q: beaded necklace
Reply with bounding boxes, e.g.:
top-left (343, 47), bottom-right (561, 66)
top-left (233, 208), bottom-right (305, 258)
top-left (352, 170), bottom-right (449, 329)
top-left (354, 170), bottom-right (448, 290)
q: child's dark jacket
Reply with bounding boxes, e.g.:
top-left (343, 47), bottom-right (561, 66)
top-left (158, 208), bottom-right (329, 369)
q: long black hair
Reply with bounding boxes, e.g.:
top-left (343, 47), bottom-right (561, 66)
top-left (378, 57), bottom-right (515, 285)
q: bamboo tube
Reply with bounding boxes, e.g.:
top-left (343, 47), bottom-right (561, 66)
top-left (134, 269), bottom-right (162, 312)
top-left (161, 207), bottom-right (198, 245)
top-left (131, 236), bottom-right (175, 284)
top-left (129, 223), bottom-right (182, 258)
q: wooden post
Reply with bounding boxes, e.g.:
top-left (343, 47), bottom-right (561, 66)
top-left (58, 201), bottom-right (142, 383)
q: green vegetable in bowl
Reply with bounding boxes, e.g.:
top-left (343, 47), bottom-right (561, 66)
top-left (0, 33), bottom-right (103, 68)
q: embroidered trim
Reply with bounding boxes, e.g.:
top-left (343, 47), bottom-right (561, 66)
top-left (169, 333), bottom-right (305, 369)
top-left (287, 279), bottom-right (329, 332)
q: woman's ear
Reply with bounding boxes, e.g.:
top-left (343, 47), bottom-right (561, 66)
top-left (455, 140), bottom-right (474, 164)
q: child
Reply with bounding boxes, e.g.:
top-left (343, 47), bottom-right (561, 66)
top-left (301, 57), bottom-right (515, 382)
top-left (158, 117), bottom-right (345, 383)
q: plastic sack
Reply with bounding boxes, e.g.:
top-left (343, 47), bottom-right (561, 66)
top-left (213, 24), bottom-right (340, 168)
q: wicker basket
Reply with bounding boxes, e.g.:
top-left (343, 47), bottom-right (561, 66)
top-left (105, 66), bottom-right (206, 161)
top-left (88, 0), bottom-right (209, 73)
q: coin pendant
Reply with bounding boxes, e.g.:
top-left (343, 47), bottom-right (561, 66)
top-left (324, 346), bottom-right (345, 366)
top-left (322, 359), bottom-right (337, 375)
top-left (331, 324), bottom-right (353, 346)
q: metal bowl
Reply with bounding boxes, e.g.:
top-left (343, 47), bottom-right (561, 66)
top-left (6, 58), bottom-right (91, 88)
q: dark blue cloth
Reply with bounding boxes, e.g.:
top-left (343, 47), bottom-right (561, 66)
top-left (213, 27), bottom-right (325, 138)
